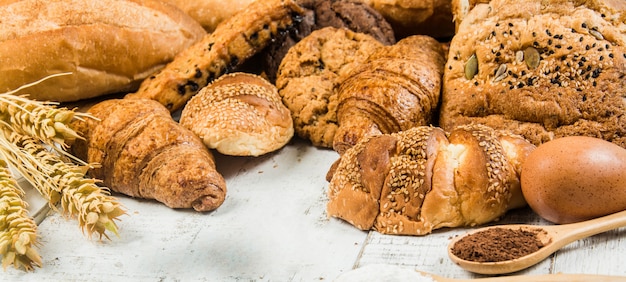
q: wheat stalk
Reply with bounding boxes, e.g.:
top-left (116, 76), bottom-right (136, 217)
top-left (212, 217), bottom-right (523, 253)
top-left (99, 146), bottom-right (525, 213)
top-left (0, 73), bottom-right (91, 149)
top-left (0, 129), bottom-right (125, 240)
top-left (0, 159), bottom-right (41, 271)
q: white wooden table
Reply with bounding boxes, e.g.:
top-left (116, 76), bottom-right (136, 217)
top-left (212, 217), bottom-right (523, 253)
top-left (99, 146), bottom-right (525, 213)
top-left (5, 138), bottom-right (626, 281)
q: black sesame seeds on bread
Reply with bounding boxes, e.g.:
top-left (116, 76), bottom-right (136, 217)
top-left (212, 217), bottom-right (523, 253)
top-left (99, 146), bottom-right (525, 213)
top-left (440, 0), bottom-right (626, 148)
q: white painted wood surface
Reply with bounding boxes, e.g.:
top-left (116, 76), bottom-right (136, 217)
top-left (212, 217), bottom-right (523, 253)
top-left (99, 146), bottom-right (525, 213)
top-left (5, 138), bottom-right (626, 281)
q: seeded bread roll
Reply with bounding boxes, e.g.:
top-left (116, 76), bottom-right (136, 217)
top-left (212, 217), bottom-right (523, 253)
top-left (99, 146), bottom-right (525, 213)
top-left (326, 124), bottom-right (534, 235)
top-left (180, 73), bottom-right (294, 156)
top-left (440, 0), bottom-right (626, 148)
top-left (0, 0), bottom-right (206, 102)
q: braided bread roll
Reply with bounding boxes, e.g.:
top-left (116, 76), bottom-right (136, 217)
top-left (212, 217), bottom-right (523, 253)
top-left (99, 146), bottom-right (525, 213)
top-left (71, 98), bottom-right (227, 212)
top-left (180, 72), bottom-right (294, 157)
top-left (326, 124), bottom-right (535, 235)
top-left (332, 35), bottom-right (446, 155)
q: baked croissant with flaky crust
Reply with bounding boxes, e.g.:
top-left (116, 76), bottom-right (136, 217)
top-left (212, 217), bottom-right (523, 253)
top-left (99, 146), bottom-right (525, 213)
top-left (332, 35), bottom-right (446, 155)
top-left (71, 98), bottom-right (227, 212)
top-left (326, 124), bottom-right (535, 235)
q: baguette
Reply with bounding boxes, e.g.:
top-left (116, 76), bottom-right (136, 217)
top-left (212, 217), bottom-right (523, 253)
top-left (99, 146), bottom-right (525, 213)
top-left (0, 0), bottom-right (206, 102)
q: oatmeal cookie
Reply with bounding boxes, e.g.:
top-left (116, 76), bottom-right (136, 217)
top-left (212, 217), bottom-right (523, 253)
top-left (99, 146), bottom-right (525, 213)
top-left (275, 27), bottom-right (384, 148)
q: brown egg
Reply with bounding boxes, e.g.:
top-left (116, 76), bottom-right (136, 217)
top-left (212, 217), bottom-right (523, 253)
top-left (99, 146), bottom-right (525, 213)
top-left (521, 136), bottom-right (626, 224)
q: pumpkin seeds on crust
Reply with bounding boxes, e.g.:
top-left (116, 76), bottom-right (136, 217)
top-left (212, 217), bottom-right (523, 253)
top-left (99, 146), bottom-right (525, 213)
top-left (465, 54), bottom-right (478, 80)
top-left (524, 47), bottom-right (540, 69)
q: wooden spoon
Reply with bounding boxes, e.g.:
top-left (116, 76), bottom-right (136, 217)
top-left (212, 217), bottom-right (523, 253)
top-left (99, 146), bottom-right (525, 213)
top-left (447, 209), bottom-right (626, 275)
top-left (334, 264), bottom-right (626, 281)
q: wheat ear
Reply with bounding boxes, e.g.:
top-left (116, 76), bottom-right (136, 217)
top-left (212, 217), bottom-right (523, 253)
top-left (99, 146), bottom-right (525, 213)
top-left (0, 73), bottom-right (92, 149)
top-left (0, 159), bottom-right (41, 271)
top-left (0, 129), bottom-right (125, 240)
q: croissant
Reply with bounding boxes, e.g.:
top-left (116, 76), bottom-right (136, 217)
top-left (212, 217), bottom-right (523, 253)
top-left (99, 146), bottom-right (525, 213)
top-left (326, 124), bottom-right (535, 235)
top-left (70, 98), bottom-right (227, 212)
top-left (332, 35), bottom-right (446, 154)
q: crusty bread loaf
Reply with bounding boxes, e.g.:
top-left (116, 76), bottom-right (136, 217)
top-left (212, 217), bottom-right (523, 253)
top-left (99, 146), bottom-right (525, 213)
top-left (440, 0), bottom-right (626, 148)
top-left (0, 0), bottom-right (206, 102)
top-left (180, 72), bottom-right (294, 157)
top-left (326, 124), bottom-right (534, 235)
top-left (160, 0), bottom-right (256, 32)
top-left (354, 0), bottom-right (455, 38)
top-left (450, 0), bottom-right (488, 31)
top-left (71, 98), bottom-right (227, 212)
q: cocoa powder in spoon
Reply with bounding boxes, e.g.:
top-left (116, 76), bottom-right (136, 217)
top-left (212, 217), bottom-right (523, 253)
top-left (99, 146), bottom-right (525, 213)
top-left (451, 227), bottom-right (547, 262)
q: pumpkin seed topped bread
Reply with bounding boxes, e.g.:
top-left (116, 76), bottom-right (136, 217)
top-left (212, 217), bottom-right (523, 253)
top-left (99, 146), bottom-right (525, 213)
top-left (440, 0), bottom-right (626, 148)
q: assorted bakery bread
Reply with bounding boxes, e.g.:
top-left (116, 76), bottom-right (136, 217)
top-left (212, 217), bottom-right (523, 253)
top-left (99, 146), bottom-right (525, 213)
top-left (333, 35), bottom-right (446, 154)
top-left (70, 98), bottom-right (227, 212)
top-left (180, 72), bottom-right (294, 156)
top-left (440, 0), bottom-right (626, 148)
top-left (0, 0), bottom-right (206, 102)
top-left (326, 124), bottom-right (535, 235)
top-left (4, 0), bottom-right (623, 231)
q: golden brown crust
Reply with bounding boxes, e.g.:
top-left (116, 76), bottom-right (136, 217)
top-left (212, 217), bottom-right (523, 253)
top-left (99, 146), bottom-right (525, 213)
top-left (0, 0), bottom-right (206, 102)
top-left (180, 72), bottom-right (294, 156)
top-left (160, 0), bottom-right (256, 32)
top-left (441, 0), bottom-right (626, 148)
top-left (332, 35), bottom-right (446, 154)
top-left (354, 0), bottom-right (455, 38)
top-left (71, 98), bottom-right (227, 212)
top-left (126, 0), bottom-right (306, 112)
top-left (327, 124), bottom-right (533, 235)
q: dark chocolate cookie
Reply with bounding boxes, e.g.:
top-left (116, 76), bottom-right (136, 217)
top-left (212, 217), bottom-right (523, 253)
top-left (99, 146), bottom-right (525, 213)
top-left (262, 0), bottom-right (395, 83)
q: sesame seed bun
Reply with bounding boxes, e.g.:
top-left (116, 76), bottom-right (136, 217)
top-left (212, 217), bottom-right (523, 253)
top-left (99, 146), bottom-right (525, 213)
top-left (179, 72), bottom-right (294, 157)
